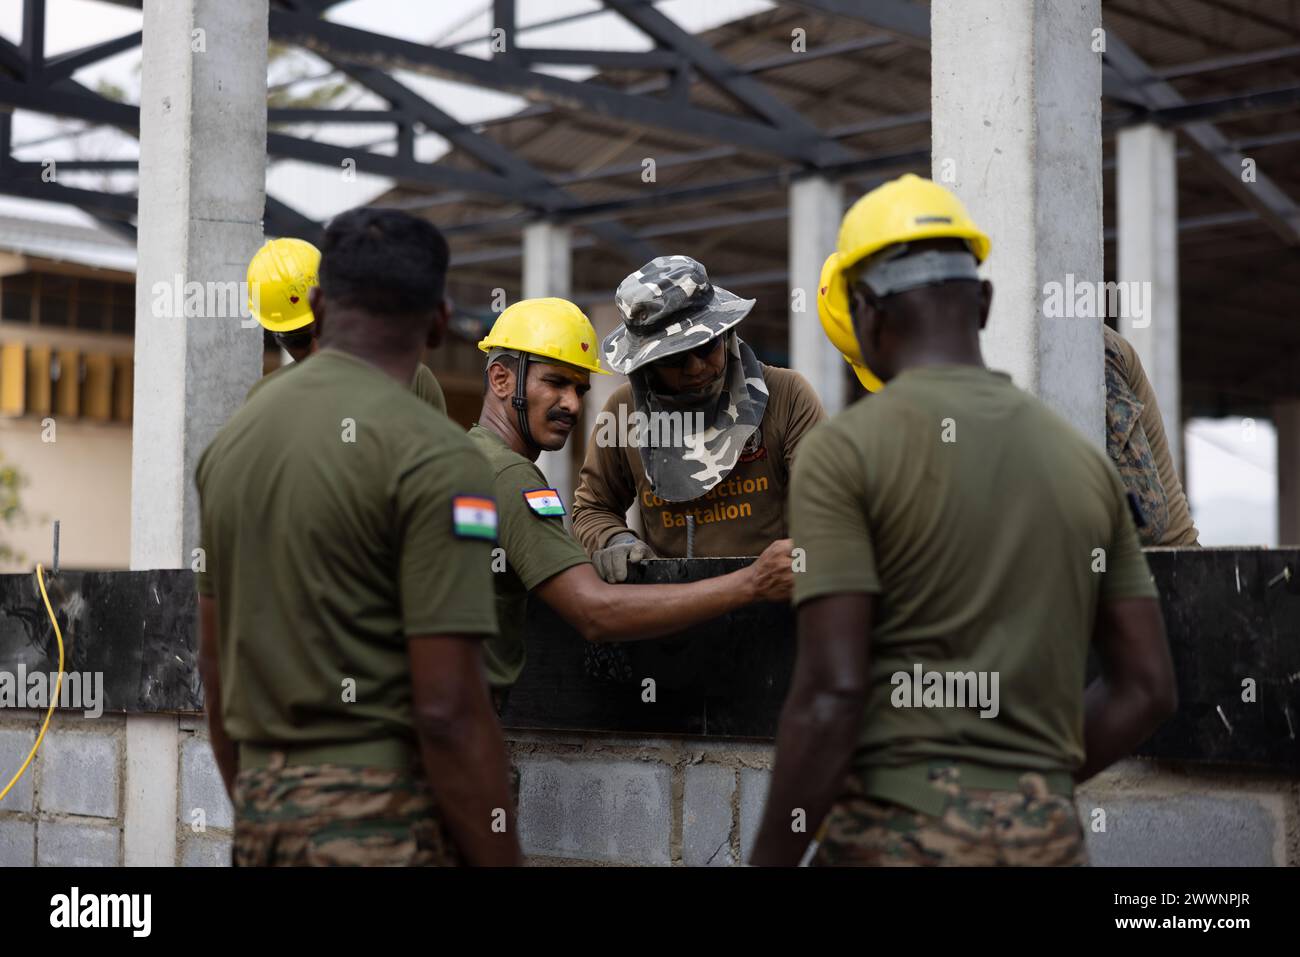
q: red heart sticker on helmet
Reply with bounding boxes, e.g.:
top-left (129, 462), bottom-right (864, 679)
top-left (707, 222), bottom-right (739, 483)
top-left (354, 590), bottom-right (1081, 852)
top-left (289, 295), bottom-right (300, 304)
top-left (581, 342), bottom-right (589, 351)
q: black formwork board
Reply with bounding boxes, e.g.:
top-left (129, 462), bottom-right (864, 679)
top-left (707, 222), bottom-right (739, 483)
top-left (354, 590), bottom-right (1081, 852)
top-left (0, 550), bottom-right (1296, 770)
top-left (505, 550), bottom-right (1300, 770)
top-left (1138, 548), bottom-right (1298, 767)
top-left (0, 569), bottom-right (200, 712)
top-left (503, 558), bottom-right (793, 738)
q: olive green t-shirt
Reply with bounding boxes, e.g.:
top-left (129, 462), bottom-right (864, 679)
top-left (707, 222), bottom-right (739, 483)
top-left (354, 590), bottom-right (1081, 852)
top-left (790, 365), bottom-right (1157, 812)
top-left (411, 362), bottom-right (447, 414)
top-left (467, 424), bottom-right (591, 688)
top-left (196, 349), bottom-right (498, 749)
top-left (248, 357), bottom-right (447, 415)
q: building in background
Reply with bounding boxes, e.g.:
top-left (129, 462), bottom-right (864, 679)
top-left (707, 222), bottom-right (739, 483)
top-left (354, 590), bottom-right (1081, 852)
top-left (0, 214), bottom-right (135, 570)
top-left (2, 0), bottom-right (1298, 566)
top-left (0, 212), bottom-right (497, 570)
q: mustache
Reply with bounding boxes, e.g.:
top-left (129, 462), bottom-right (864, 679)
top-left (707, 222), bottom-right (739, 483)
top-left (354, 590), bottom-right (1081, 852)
top-left (547, 409), bottom-right (578, 426)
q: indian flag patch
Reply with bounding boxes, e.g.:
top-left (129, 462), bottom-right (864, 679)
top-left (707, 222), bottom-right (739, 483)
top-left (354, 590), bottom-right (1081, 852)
top-left (523, 487), bottom-right (565, 517)
top-left (452, 495), bottom-right (498, 540)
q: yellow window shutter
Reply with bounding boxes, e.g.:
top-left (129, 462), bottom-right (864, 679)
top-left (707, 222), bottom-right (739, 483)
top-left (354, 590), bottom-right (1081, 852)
top-left (26, 345), bottom-right (51, 416)
top-left (83, 353), bottom-right (113, 422)
top-left (0, 343), bottom-right (25, 416)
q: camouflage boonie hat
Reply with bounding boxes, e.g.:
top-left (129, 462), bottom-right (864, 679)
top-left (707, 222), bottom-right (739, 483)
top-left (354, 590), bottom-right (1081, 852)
top-left (604, 256), bottom-right (755, 375)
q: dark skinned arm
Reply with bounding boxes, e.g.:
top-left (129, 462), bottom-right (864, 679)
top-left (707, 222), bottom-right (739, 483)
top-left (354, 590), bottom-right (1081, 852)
top-left (532, 537), bottom-right (794, 642)
top-left (1076, 596), bottom-right (1177, 782)
top-left (408, 634), bottom-right (522, 866)
top-left (750, 592), bottom-right (872, 866)
top-left (197, 595), bottom-right (238, 800)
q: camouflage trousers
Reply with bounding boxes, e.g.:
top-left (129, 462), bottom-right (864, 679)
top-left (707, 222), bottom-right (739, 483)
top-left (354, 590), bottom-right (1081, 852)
top-left (813, 766), bottom-right (1088, 867)
top-left (232, 760), bottom-right (464, 867)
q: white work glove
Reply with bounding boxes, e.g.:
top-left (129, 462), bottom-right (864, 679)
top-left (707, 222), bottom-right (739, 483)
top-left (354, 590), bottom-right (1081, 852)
top-left (591, 533), bottom-right (653, 583)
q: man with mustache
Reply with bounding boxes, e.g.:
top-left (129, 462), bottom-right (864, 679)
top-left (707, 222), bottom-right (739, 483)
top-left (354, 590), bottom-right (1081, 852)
top-left (468, 298), bottom-right (795, 710)
top-left (572, 256), bottom-right (827, 581)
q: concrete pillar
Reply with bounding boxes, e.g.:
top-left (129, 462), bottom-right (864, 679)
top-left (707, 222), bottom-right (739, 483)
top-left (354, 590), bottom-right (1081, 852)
top-left (123, 714), bottom-right (178, 867)
top-left (789, 176), bottom-right (845, 414)
top-left (1118, 123), bottom-right (1182, 472)
top-left (1276, 401), bottom-right (1300, 546)
top-left (126, 0), bottom-right (269, 865)
top-left (523, 222), bottom-right (575, 521)
top-left (931, 0), bottom-right (1106, 447)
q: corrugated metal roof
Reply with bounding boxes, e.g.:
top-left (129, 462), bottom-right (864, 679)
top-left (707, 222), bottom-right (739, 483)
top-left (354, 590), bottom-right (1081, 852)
top-left (0, 215), bottom-right (136, 273)
top-left (372, 0), bottom-right (1300, 412)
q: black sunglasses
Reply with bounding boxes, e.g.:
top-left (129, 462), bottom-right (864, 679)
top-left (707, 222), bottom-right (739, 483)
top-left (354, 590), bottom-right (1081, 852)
top-left (655, 337), bottom-right (723, 369)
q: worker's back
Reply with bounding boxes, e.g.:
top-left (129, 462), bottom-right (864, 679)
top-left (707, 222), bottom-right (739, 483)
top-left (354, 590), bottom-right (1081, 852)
top-left (196, 348), bottom-right (493, 748)
top-left (791, 364), bottom-right (1154, 782)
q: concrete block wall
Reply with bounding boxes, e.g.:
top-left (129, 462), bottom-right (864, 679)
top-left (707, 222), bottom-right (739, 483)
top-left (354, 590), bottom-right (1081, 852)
top-left (507, 733), bottom-right (1300, 867)
top-left (176, 716), bottom-right (234, 866)
top-left (0, 709), bottom-right (126, 866)
top-left (508, 731), bottom-right (772, 866)
top-left (0, 709), bottom-right (233, 867)
top-left (4, 713), bottom-right (1296, 866)
top-left (1076, 758), bottom-right (1299, 867)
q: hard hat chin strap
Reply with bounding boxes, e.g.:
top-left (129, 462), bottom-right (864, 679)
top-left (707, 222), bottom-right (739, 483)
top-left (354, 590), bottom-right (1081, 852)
top-left (510, 351), bottom-right (537, 449)
top-left (488, 346), bottom-right (539, 449)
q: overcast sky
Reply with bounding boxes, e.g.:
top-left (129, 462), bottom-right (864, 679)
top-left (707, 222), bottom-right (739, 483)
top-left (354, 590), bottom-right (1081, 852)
top-left (0, 0), bottom-right (1279, 543)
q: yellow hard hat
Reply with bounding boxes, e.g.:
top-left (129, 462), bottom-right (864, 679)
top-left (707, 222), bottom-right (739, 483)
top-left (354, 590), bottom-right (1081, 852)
top-left (816, 174), bottom-right (990, 393)
top-left (836, 173), bottom-right (990, 270)
top-left (478, 298), bottom-right (610, 375)
top-left (818, 254), bottom-right (884, 393)
top-left (246, 238), bottom-right (320, 333)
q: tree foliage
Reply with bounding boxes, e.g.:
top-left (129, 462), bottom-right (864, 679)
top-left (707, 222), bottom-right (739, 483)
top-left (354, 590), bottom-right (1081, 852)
top-left (0, 452), bottom-right (28, 565)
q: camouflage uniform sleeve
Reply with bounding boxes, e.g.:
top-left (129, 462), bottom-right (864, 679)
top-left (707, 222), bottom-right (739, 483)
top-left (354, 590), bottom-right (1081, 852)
top-left (571, 390), bottom-right (640, 555)
top-left (1111, 332), bottom-right (1199, 547)
top-left (1104, 330), bottom-right (1170, 547)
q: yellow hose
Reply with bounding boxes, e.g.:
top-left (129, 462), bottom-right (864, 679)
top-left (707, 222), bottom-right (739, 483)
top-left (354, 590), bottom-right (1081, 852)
top-left (0, 564), bottom-right (65, 802)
